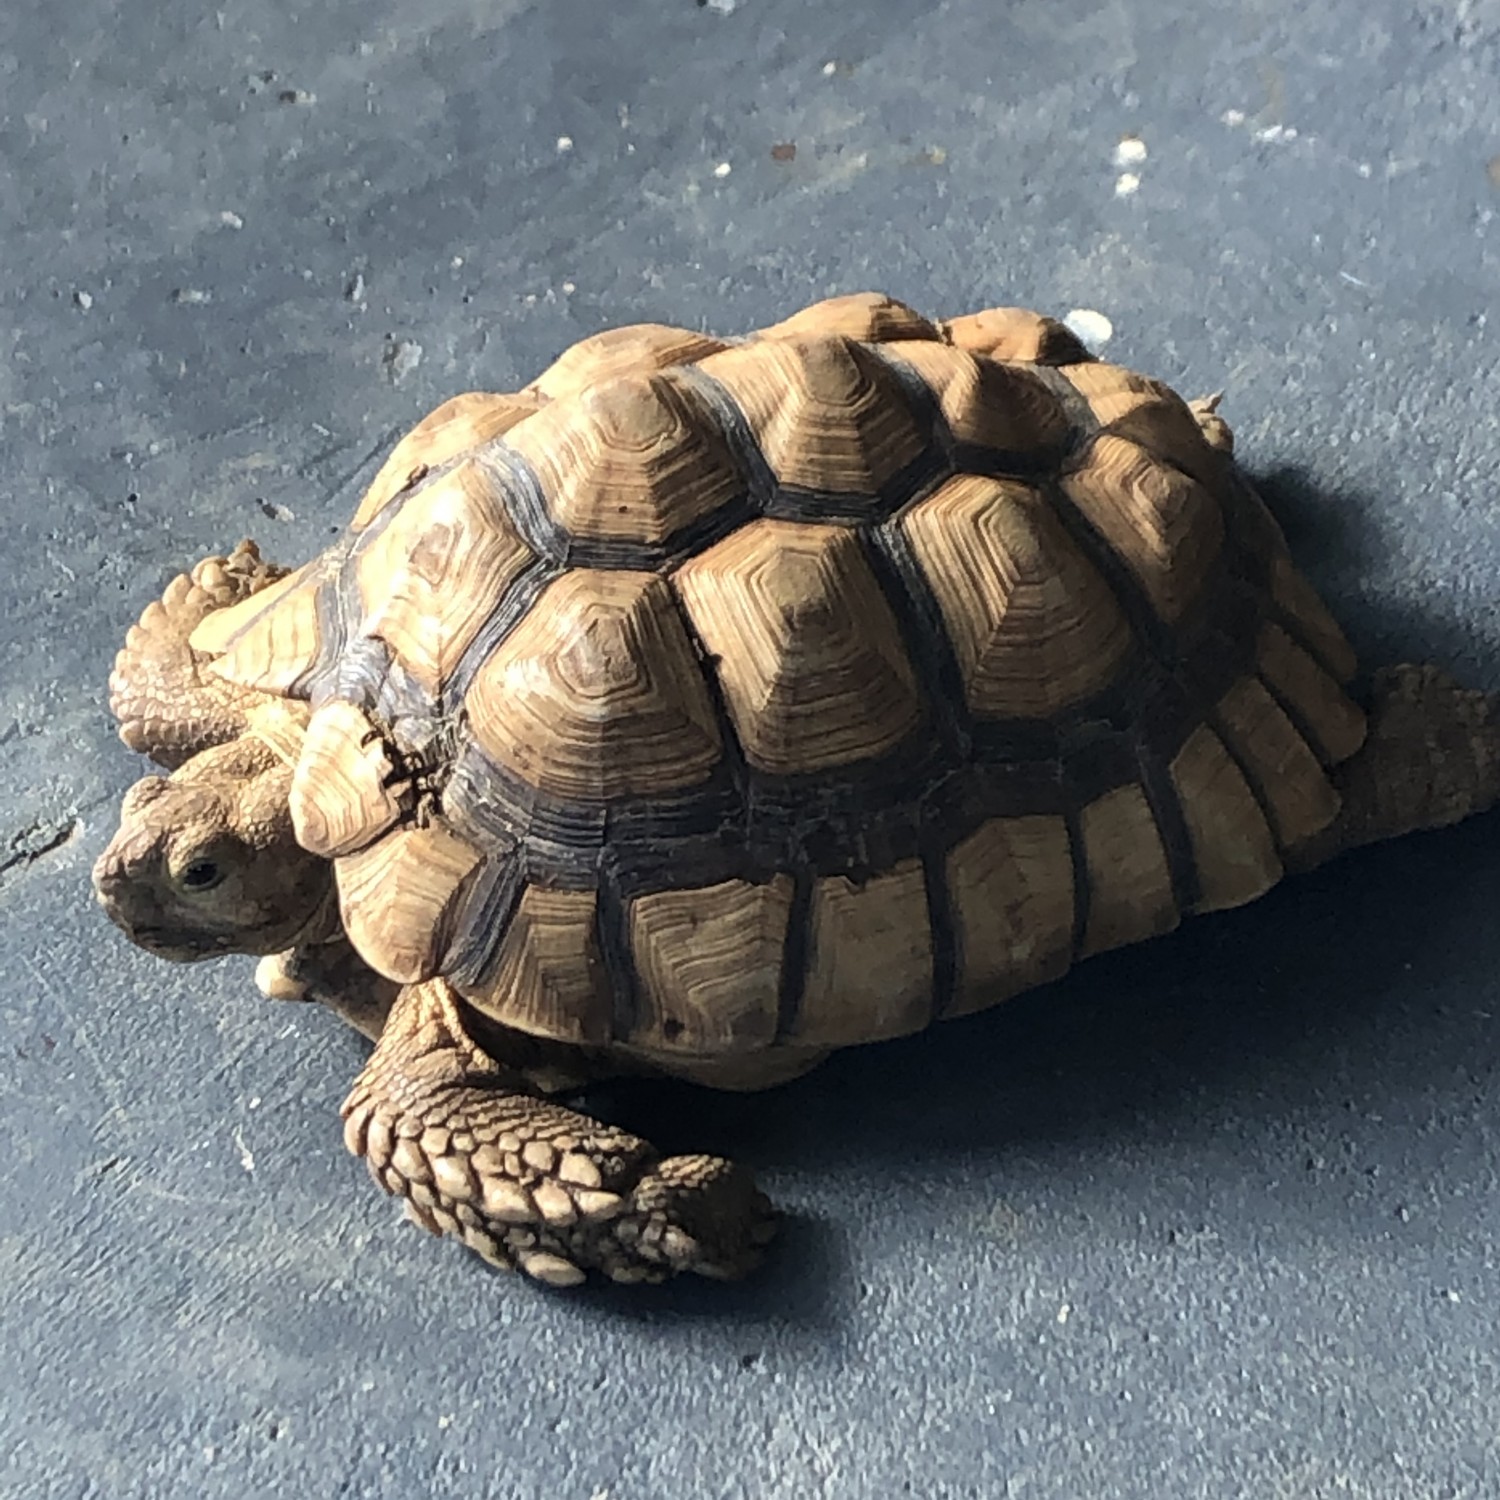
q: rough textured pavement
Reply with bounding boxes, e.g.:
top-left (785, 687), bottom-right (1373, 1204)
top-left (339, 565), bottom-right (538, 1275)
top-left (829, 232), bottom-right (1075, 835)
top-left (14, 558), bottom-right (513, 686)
top-left (4, 2), bottom-right (1500, 1496)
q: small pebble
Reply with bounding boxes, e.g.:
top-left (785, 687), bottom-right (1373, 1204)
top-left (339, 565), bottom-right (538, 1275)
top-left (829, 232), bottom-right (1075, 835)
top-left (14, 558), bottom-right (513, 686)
top-left (172, 288), bottom-right (212, 305)
top-left (1114, 173), bottom-right (1140, 197)
top-left (1062, 308), bottom-right (1114, 353)
top-left (73, 290), bottom-right (93, 311)
top-left (556, 135), bottom-right (574, 153)
top-left (220, 210), bottom-right (244, 229)
top-left (1112, 136), bottom-right (1147, 167)
top-left (345, 271), bottom-right (366, 302)
top-left (713, 161), bottom-right (732, 178)
top-left (383, 337), bottom-right (423, 385)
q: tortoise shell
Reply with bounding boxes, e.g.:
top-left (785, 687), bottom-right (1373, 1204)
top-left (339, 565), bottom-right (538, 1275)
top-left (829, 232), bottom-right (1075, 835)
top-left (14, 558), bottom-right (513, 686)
top-left (194, 292), bottom-right (1365, 1061)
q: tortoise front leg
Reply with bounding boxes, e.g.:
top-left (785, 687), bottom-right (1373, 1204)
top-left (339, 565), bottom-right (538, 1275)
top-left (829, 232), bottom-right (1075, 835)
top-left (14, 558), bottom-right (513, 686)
top-left (339, 979), bottom-right (775, 1286)
top-left (258, 939), bottom-right (624, 1094)
top-left (110, 539), bottom-right (290, 768)
top-left (1294, 663), bottom-right (1500, 869)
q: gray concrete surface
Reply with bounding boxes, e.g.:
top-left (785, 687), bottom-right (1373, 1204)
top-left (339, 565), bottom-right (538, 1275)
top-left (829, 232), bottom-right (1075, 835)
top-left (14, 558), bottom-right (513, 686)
top-left (3, 1), bottom-right (1500, 1495)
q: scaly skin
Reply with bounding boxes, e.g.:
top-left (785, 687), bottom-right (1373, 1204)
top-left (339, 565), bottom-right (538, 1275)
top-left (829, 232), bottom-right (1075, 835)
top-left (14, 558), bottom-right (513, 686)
top-left (93, 541), bottom-right (1500, 1287)
top-left (341, 980), bottom-right (775, 1285)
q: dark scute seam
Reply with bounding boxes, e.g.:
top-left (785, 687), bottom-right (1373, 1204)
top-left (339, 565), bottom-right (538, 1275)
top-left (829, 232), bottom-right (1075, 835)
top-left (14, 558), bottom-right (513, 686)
top-left (443, 855), bottom-right (523, 993)
top-left (920, 841), bottom-right (958, 1023)
top-left (593, 860), bottom-right (639, 1047)
top-left (772, 869), bottom-right (813, 1045)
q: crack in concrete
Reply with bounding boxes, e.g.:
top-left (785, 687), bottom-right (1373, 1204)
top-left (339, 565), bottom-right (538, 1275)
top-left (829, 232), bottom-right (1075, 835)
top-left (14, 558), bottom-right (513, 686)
top-left (0, 816), bottom-right (82, 883)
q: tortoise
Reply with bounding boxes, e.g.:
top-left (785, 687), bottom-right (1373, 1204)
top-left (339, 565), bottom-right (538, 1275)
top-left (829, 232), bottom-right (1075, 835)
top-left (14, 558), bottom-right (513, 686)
top-left (93, 292), bottom-right (1500, 1288)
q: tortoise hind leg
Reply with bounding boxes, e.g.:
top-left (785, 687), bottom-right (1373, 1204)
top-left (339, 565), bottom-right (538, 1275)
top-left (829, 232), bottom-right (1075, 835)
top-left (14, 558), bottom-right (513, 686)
top-left (339, 979), bottom-right (775, 1286)
top-left (1293, 663), bottom-right (1500, 869)
top-left (110, 540), bottom-right (290, 768)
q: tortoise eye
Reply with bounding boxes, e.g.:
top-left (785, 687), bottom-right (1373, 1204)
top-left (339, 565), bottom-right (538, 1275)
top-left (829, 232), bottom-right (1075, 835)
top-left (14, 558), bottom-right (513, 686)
top-left (179, 859), bottom-right (223, 892)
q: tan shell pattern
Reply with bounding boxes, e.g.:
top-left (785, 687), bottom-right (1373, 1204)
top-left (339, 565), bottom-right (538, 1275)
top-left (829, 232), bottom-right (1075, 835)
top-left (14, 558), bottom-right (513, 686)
top-left (202, 292), bottom-right (1365, 1058)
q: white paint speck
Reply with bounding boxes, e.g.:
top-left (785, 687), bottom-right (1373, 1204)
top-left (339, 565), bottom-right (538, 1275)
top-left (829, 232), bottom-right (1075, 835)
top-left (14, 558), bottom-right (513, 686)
top-left (1357, 162), bottom-right (1373, 178)
top-left (1253, 124), bottom-right (1298, 143)
top-left (822, 60), bottom-right (838, 76)
top-left (1114, 172), bottom-right (1140, 197)
top-left (219, 210), bottom-right (244, 229)
top-left (556, 135), bottom-right (574, 153)
top-left (232, 1126), bottom-right (255, 1174)
top-left (1220, 109), bottom-right (1246, 127)
top-left (1113, 135), bottom-right (1147, 167)
top-left (451, 255), bottom-right (464, 269)
top-left (713, 161), bottom-right (732, 178)
top-left (172, 288), bottom-right (212, 305)
top-left (561, 280), bottom-right (576, 294)
top-left (1062, 308), bottom-right (1114, 352)
top-left (1057, 1302), bottom-right (1072, 1324)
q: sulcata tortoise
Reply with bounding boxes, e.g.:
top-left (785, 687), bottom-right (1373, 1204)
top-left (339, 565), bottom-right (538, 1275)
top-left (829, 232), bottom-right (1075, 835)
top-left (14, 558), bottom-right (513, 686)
top-left (93, 293), bottom-right (1500, 1287)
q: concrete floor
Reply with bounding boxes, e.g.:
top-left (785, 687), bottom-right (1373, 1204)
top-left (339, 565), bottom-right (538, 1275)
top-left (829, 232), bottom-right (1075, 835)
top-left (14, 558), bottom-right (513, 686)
top-left (4, 1), bottom-right (1500, 1496)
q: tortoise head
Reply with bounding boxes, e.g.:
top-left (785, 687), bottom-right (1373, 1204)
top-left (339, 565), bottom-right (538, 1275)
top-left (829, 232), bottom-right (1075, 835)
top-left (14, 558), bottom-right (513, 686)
top-left (93, 735), bottom-right (334, 962)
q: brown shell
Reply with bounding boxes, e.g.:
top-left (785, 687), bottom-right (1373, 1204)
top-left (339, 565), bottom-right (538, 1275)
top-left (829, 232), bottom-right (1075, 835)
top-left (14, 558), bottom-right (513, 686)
top-left (209, 293), bottom-right (1364, 1062)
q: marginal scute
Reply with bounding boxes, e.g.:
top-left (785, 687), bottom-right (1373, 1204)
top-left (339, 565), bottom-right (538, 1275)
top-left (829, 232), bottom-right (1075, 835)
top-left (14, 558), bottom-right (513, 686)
top-left (355, 458), bottom-right (533, 696)
top-left (204, 570), bottom-right (325, 694)
top-left (938, 306), bottom-right (1091, 365)
top-left (1256, 622), bottom-right (1367, 764)
top-left (352, 392), bottom-right (541, 531)
top-left (882, 341), bottom-right (1070, 457)
top-left (674, 518), bottom-right (922, 775)
top-left (526, 323), bottom-right (729, 404)
top-left (628, 876), bottom-right (793, 1053)
top-left (1062, 434), bottom-right (1225, 624)
top-left (1079, 784), bottom-right (1179, 956)
top-left (1170, 724), bottom-right (1282, 912)
top-left (1269, 555), bottom-right (1358, 683)
top-left (464, 570), bottom-right (722, 801)
top-left (793, 860), bottom-right (931, 1046)
top-left (696, 335), bottom-right (927, 496)
top-left (467, 885), bottom-right (613, 1044)
top-left (337, 820), bottom-right (484, 983)
top-left (946, 815), bottom-right (1074, 1016)
top-left (903, 475), bottom-right (1132, 719)
top-left (756, 291), bottom-right (940, 345)
top-left (290, 701), bottom-right (410, 858)
top-left (1062, 362), bottom-right (1225, 490)
top-left (503, 372), bottom-right (746, 546)
top-left (1214, 676), bottom-right (1341, 849)
top-left (187, 563), bottom-right (308, 658)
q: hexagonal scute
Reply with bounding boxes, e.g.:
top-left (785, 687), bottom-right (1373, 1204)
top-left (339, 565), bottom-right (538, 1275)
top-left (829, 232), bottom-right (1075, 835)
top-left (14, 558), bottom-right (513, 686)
top-left (1061, 362), bottom-right (1225, 491)
top-left (351, 391), bottom-right (541, 531)
top-left (355, 458), bottom-right (534, 698)
top-left (882, 340), bottom-right (1071, 462)
top-left (525, 322), bottom-right (730, 404)
top-left (464, 570), bottom-right (722, 801)
top-left (674, 518), bottom-right (923, 775)
top-left (696, 335), bottom-right (928, 497)
top-left (1061, 435), bottom-right (1226, 626)
top-left (503, 371), bottom-right (747, 548)
top-left (902, 475), bottom-right (1133, 719)
top-left (755, 291), bottom-right (940, 345)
